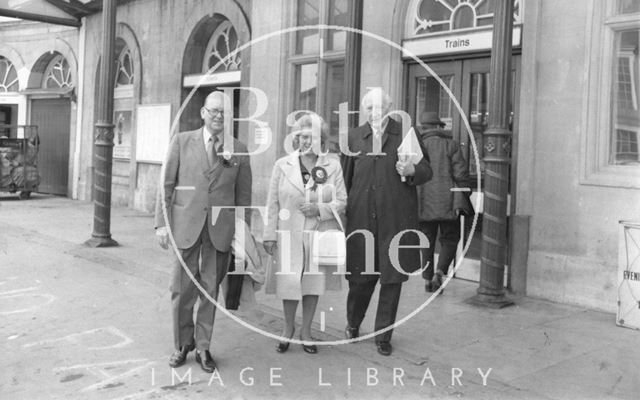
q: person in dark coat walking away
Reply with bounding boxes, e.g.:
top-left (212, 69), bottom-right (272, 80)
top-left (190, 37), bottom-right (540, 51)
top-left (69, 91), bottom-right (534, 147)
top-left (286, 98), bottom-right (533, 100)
top-left (341, 88), bottom-right (432, 356)
top-left (416, 111), bottom-right (470, 293)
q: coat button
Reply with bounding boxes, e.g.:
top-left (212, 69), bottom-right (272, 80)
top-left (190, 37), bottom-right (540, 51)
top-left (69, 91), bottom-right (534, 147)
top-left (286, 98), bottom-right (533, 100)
top-left (372, 213), bottom-right (377, 219)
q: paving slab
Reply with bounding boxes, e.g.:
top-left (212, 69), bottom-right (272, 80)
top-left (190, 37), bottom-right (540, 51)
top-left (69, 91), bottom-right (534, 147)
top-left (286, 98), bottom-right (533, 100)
top-left (508, 345), bottom-right (640, 400)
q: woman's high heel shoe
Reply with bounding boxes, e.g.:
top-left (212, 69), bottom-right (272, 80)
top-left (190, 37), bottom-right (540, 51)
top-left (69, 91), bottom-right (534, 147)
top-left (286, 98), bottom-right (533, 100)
top-left (300, 336), bottom-right (318, 354)
top-left (276, 328), bottom-right (295, 353)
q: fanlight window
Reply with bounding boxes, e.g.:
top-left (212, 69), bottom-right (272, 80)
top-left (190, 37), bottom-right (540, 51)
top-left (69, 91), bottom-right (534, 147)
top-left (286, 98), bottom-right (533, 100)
top-left (0, 56), bottom-right (19, 92)
top-left (116, 45), bottom-right (134, 87)
top-left (43, 55), bottom-right (73, 89)
top-left (202, 20), bottom-right (242, 73)
top-left (408, 0), bottom-right (522, 37)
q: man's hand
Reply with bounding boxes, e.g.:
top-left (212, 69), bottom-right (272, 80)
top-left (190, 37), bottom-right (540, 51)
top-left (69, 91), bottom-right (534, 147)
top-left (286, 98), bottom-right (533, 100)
top-left (299, 202), bottom-right (320, 217)
top-left (263, 240), bottom-right (277, 255)
top-left (156, 227), bottom-right (169, 250)
top-left (395, 159), bottom-right (416, 177)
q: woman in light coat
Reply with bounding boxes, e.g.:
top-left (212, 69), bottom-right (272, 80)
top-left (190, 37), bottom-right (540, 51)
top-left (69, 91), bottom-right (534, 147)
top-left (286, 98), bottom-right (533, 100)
top-left (263, 114), bottom-right (347, 354)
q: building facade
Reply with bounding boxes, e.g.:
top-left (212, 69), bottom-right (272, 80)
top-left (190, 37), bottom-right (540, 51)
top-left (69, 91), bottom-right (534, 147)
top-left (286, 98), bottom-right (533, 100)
top-left (0, 19), bottom-right (79, 196)
top-left (1, 0), bottom-right (638, 312)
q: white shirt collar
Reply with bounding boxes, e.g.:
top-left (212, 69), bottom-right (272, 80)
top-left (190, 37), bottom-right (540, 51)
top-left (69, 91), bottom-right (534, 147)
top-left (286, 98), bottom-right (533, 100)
top-left (202, 126), bottom-right (213, 145)
top-left (369, 117), bottom-right (389, 135)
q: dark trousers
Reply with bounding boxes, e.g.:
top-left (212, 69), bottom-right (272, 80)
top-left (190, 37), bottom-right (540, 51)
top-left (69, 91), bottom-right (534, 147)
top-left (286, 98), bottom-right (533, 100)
top-left (420, 220), bottom-right (460, 281)
top-left (346, 277), bottom-right (402, 343)
top-left (171, 224), bottom-right (230, 351)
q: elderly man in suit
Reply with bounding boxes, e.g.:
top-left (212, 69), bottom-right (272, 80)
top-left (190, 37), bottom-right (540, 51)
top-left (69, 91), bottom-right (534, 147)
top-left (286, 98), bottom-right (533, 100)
top-left (341, 88), bottom-right (432, 356)
top-left (155, 91), bottom-right (252, 373)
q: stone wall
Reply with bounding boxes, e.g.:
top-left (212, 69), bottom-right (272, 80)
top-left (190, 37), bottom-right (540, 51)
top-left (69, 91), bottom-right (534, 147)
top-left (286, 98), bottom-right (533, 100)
top-left (78, 0), bottom-right (252, 214)
top-left (516, 0), bottom-right (640, 312)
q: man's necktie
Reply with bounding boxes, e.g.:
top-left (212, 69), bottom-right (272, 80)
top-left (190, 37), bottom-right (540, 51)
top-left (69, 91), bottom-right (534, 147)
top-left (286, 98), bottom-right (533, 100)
top-left (207, 136), bottom-right (216, 167)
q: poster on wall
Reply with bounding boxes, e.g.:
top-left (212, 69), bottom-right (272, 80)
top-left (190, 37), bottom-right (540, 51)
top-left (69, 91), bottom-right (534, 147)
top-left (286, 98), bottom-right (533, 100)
top-left (135, 104), bottom-right (171, 163)
top-left (113, 110), bottom-right (132, 159)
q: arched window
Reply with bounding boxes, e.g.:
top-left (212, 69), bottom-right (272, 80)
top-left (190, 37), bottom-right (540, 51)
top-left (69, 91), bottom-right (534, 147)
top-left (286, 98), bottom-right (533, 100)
top-left (202, 20), bottom-right (242, 73)
top-left (42, 54), bottom-right (73, 89)
top-left (112, 40), bottom-right (136, 160)
top-left (0, 56), bottom-right (19, 92)
top-left (115, 45), bottom-right (134, 87)
top-left (407, 0), bottom-right (522, 38)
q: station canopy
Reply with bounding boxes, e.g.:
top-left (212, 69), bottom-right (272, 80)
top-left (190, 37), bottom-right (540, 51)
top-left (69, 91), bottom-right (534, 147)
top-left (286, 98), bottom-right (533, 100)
top-left (0, 0), bottom-right (127, 27)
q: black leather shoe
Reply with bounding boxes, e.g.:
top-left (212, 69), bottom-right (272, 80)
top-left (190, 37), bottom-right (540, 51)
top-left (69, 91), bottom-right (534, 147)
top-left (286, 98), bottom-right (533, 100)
top-left (195, 350), bottom-right (217, 373)
top-left (302, 343), bottom-right (318, 354)
top-left (345, 325), bottom-right (359, 339)
top-left (276, 328), bottom-right (295, 353)
top-left (376, 342), bottom-right (392, 356)
top-left (168, 343), bottom-right (195, 368)
top-left (430, 271), bottom-right (444, 294)
top-left (276, 341), bottom-right (290, 353)
top-left (300, 336), bottom-right (318, 354)
top-left (431, 271), bottom-right (443, 291)
top-left (425, 281), bottom-right (434, 292)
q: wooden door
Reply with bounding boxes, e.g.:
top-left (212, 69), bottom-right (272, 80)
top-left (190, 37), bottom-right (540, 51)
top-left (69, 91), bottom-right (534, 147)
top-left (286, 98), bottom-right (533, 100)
top-left (30, 98), bottom-right (70, 195)
top-left (407, 57), bottom-right (520, 186)
top-left (406, 57), bottom-right (520, 282)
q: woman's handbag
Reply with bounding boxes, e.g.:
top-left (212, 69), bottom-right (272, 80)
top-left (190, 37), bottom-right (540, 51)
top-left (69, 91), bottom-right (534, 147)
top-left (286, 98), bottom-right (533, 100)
top-left (311, 206), bottom-right (346, 268)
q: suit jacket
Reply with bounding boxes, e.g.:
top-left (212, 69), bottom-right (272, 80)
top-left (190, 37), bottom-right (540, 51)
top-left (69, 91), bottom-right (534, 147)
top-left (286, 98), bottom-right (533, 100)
top-left (154, 128), bottom-right (252, 252)
top-left (341, 118), bottom-right (433, 284)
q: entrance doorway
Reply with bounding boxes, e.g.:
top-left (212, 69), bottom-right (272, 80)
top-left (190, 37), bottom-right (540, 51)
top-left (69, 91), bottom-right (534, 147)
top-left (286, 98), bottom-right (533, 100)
top-left (406, 56), bottom-right (520, 281)
top-left (30, 98), bottom-right (70, 195)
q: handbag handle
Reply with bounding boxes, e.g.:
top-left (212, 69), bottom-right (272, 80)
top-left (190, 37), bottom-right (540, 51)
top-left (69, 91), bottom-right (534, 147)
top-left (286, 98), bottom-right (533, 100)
top-left (329, 205), bottom-right (345, 232)
top-left (305, 183), bottom-right (345, 232)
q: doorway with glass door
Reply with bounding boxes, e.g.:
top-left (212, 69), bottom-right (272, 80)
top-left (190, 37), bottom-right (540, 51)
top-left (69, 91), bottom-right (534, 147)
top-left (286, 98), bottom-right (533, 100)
top-left (407, 56), bottom-right (520, 282)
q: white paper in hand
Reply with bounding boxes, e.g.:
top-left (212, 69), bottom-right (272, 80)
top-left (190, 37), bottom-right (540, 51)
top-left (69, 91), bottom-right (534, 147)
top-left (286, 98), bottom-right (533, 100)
top-left (397, 127), bottom-right (423, 164)
top-left (397, 127), bottom-right (423, 182)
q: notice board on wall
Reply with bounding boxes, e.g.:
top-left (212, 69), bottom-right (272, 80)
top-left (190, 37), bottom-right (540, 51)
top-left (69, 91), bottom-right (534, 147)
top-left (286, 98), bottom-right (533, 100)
top-left (618, 220), bottom-right (640, 331)
top-left (135, 104), bottom-right (171, 163)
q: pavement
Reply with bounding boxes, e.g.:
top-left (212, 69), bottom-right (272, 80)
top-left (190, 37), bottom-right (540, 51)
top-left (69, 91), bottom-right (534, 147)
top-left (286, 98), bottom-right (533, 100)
top-left (1, 193), bottom-right (639, 400)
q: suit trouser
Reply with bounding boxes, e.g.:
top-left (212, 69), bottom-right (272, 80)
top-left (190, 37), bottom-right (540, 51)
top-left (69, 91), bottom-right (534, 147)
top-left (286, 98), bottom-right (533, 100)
top-left (346, 277), bottom-right (402, 344)
top-left (420, 220), bottom-right (459, 281)
top-left (171, 224), bottom-right (229, 351)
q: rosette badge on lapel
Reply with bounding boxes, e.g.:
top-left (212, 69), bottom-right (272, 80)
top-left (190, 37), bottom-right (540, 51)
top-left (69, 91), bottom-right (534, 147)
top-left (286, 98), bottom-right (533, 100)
top-left (310, 166), bottom-right (328, 191)
top-left (219, 151), bottom-right (238, 168)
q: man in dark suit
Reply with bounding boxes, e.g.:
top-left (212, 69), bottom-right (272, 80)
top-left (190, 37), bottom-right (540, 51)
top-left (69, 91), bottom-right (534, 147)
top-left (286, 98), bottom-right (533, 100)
top-left (341, 88), bottom-right (432, 356)
top-left (155, 91), bottom-right (252, 372)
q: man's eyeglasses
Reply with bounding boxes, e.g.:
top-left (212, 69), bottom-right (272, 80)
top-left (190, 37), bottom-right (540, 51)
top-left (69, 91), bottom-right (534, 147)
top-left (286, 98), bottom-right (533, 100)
top-left (203, 107), bottom-right (224, 118)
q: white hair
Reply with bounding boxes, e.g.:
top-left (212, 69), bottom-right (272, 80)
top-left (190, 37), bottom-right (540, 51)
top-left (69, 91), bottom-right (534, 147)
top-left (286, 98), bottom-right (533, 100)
top-left (361, 88), bottom-right (392, 108)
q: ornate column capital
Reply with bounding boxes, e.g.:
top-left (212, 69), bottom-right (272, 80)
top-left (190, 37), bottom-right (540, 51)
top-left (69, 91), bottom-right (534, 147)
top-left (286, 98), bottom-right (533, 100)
top-left (94, 122), bottom-right (115, 146)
